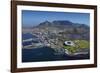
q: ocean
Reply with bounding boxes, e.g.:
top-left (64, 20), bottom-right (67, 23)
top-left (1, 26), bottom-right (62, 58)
top-left (22, 33), bottom-right (89, 62)
top-left (22, 47), bottom-right (89, 62)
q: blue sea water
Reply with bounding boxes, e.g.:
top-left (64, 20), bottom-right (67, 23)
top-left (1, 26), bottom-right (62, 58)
top-left (22, 47), bottom-right (89, 62)
top-left (22, 33), bottom-right (90, 62)
top-left (22, 33), bottom-right (37, 40)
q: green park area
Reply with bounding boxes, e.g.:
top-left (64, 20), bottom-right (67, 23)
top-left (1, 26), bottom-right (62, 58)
top-left (63, 40), bottom-right (90, 54)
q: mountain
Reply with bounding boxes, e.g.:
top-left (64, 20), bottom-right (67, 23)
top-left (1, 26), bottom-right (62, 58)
top-left (52, 20), bottom-right (73, 26)
top-left (39, 21), bottom-right (52, 26)
top-left (38, 20), bottom-right (73, 27)
top-left (32, 20), bottom-right (90, 40)
top-left (38, 20), bottom-right (89, 30)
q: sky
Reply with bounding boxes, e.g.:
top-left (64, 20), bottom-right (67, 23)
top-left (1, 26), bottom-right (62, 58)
top-left (22, 10), bottom-right (90, 27)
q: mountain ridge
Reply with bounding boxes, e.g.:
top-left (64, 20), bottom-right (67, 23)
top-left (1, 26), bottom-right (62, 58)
top-left (38, 20), bottom-right (89, 28)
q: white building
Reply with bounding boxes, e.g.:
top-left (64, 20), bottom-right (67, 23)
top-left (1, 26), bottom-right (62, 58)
top-left (64, 41), bottom-right (75, 46)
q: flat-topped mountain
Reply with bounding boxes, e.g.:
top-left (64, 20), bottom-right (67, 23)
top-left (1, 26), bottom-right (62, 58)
top-left (38, 20), bottom-right (89, 29)
top-left (23, 20), bottom-right (90, 40)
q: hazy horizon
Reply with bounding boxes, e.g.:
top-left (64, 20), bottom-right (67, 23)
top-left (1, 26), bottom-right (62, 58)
top-left (22, 10), bottom-right (90, 27)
